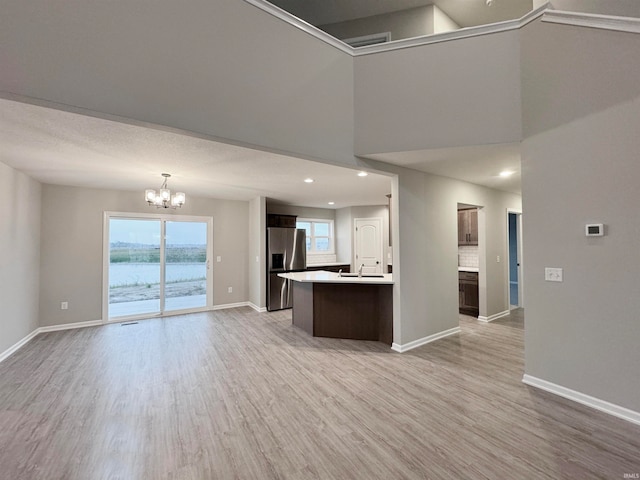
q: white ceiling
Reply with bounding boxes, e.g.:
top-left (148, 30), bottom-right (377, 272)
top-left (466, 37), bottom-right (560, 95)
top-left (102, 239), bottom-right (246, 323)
top-left (268, 0), bottom-right (533, 28)
top-left (363, 143), bottom-right (522, 194)
top-left (0, 99), bottom-right (393, 209)
top-left (1, 98), bottom-right (522, 208)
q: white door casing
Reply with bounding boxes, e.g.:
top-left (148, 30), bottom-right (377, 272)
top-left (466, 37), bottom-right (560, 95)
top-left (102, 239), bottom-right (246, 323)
top-left (102, 211), bottom-right (214, 323)
top-left (354, 217), bottom-right (383, 274)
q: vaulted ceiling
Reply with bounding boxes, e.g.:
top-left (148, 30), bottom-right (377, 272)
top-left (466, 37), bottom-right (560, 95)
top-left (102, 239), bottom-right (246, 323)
top-left (267, 0), bottom-right (533, 29)
top-left (1, 0), bottom-right (532, 208)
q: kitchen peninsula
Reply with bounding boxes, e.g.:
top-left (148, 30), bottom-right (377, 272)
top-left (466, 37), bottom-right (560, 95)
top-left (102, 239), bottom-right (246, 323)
top-left (278, 271), bottom-right (394, 345)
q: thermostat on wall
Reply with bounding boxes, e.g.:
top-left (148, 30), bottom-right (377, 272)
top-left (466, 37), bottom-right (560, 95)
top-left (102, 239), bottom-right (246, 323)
top-left (585, 224), bottom-right (604, 236)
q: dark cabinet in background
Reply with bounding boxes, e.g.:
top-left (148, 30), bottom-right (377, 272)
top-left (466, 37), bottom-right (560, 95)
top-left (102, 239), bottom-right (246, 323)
top-left (459, 271), bottom-right (479, 316)
top-left (267, 214), bottom-right (297, 228)
top-left (306, 264), bottom-right (350, 273)
top-left (458, 209), bottom-right (478, 246)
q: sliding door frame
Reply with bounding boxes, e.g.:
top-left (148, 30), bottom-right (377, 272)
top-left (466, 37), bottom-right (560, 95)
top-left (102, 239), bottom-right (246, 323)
top-left (102, 211), bottom-right (214, 323)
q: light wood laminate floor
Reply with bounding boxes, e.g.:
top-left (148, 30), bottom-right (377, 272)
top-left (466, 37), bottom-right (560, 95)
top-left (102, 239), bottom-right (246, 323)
top-left (1, 308), bottom-right (639, 479)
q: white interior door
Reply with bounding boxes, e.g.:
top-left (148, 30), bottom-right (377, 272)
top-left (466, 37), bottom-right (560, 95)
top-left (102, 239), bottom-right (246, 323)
top-left (354, 217), bottom-right (383, 274)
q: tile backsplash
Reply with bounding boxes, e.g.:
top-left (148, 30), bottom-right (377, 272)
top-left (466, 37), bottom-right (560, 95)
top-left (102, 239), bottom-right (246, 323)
top-left (458, 245), bottom-right (479, 268)
top-left (307, 254), bottom-right (337, 265)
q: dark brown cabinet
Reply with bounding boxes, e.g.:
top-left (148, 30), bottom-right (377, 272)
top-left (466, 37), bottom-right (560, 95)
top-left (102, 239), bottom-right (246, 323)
top-left (267, 214), bottom-right (297, 228)
top-left (306, 264), bottom-right (350, 273)
top-left (458, 209), bottom-right (478, 246)
top-left (459, 271), bottom-right (479, 316)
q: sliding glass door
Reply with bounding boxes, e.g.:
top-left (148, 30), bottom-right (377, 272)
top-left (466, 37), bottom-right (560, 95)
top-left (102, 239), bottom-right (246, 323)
top-left (104, 213), bottom-right (212, 321)
top-left (165, 221), bottom-right (208, 312)
top-left (108, 218), bottom-right (162, 318)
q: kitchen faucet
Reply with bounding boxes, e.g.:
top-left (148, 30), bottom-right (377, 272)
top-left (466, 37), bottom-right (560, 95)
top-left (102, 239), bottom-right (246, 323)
top-left (358, 263), bottom-right (365, 277)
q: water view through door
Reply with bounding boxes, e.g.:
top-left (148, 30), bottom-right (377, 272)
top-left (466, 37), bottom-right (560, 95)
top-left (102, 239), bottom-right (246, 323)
top-left (164, 221), bottom-right (207, 312)
top-left (106, 215), bottom-right (211, 320)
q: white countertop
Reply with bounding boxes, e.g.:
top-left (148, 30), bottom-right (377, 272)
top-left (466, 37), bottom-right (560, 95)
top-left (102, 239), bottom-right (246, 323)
top-left (279, 271), bottom-right (394, 285)
top-left (458, 266), bottom-right (479, 272)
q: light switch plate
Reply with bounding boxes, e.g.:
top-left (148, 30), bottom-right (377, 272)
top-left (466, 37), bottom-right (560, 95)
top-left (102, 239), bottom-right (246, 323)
top-left (545, 267), bottom-right (563, 282)
top-left (216, 256), bottom-right (222, 262)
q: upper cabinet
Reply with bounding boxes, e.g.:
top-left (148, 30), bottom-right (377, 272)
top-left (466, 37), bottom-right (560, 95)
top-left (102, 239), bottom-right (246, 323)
top-left (267, 214), bottom-right (297, 228)
top-left (458, 209), bottom-right (478, 246)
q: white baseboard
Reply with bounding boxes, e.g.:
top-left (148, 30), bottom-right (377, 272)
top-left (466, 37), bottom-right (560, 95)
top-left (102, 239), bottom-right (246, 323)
top-left (248, 302), bottom-right (267, 313)
top-left (39, 319), bottom-right (103, 333)
top-left (1, 302), bottom-right (268, 364)
top-left (523, 374), bottom-right (640, 426)
top-left (0, 319), bottom-right (103, 363)
top-left (478, 310), bottom-right (510, 323)
top-left (0, 328), bottom-right (40, 363)
top-left (212, 301), bottom-right (252, 311)
top-left (392, 326), bottom-right (461, 353)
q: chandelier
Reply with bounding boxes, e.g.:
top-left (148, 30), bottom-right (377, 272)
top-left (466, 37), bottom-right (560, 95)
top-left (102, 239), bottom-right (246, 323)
top-left (145, 173), bottom-right (186, 208)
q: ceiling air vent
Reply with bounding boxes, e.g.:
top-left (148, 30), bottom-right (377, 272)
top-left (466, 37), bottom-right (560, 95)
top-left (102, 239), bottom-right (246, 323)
top-left (342, 32), bottom-right (391, 48)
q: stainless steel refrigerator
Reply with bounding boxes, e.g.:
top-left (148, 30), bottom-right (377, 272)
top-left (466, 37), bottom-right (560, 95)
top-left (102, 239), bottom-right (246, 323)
top-left (267, 227), bottom-right (306, 311)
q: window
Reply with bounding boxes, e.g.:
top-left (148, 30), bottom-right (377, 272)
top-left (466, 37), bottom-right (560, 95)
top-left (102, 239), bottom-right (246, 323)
top-left (103, 212), bottom-right (213, 321)
top-left (296, 219), bottom-right (334, 254)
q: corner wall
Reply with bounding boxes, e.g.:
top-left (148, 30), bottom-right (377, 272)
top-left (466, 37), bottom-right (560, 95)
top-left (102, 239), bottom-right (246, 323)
top-left (0, 162), bottom-right (41, 355)
top-left (363, 160), bottom-right (521, 347)
top-left (0, 0), bottom-right (355, 165)
top-left (319, 6), bottom-right (457, 43)
top-left (39, 184), bottom-right (249, 327)
top-left (354, 29), bottom-right (522, 155)
top-left (249, 197), bottom-right (266, 309)
top-left (521, 18), bottom-right (640, 411)
top-left (334, 205), bottom-right (391, 271)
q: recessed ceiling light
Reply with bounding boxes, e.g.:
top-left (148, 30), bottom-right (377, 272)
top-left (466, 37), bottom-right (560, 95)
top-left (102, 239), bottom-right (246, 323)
top-left (304, 178), bottom-right (314, 183)
top-left (328, 202), bottom-right (335, 205)
top-left (357, 171), bottom-right (368, 177)
top-left (499, 170), bottom-right (514, 177)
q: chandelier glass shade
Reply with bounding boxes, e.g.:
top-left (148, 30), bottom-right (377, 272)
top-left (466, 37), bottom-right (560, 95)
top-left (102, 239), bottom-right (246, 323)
top-left (145, 173), bottom-right (185, 208)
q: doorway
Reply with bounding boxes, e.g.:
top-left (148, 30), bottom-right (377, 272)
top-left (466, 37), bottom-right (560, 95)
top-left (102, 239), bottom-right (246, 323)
top-left (507, 210), bottom-right (523, 308)
top-left (354, 217), bottom-right (384, 274)
top-left (103, 212), bottom-right (213, 321)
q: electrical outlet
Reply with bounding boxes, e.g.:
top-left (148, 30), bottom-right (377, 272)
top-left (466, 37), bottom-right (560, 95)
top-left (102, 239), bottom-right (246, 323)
top-left (256, 256), bottom-right (259, 263)
top-left (228, 287), bottom-right (233, 293)
top-left (61, 301), bottom-right (68, 310)
top-left (497, 255), bottom-right (501, 263)
top-left (545, 267), bottom-right (563, 282)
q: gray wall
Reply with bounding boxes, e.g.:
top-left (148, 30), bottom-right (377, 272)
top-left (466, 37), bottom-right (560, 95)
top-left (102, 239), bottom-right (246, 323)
top-left (335, 205), bottom-right (391, 271)
top-left (0, 162), bottom-right (41, 354)
top-left (335, 208), bottom-right (352, 264)
top-left (320, 6), bottom-right (451, 43)
top-left (39, 185), bottom-right (249, 327)
top-left (0, 0), bottom-right (355, 164)
top-left (521, 18), bottom-right (640, 411)
top-left (362, 160), bottom-right (521, 345)
top-left (267, 204), bottom-right (335, 221)
top-left (548, 0), bottom-right (640, 16)
top-left (249, 196), bottom-right (266, 309)
top-left (354, 29), bottom-right (522, 155)
top-left (433, 6), bottom-right (461, 33)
